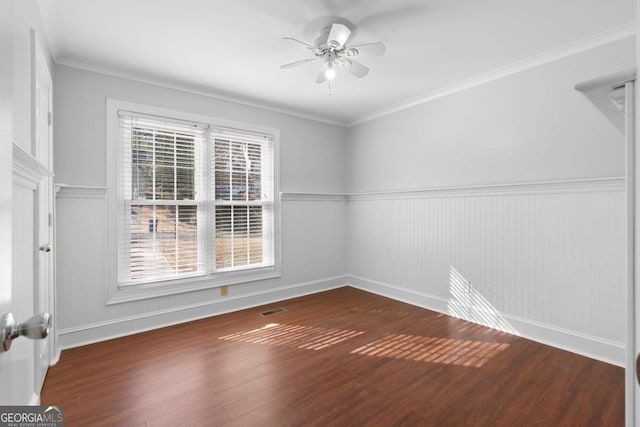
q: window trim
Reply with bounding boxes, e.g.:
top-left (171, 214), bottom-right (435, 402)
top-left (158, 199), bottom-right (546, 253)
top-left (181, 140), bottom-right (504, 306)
top-left (106, 99), bottom-right (281, 304)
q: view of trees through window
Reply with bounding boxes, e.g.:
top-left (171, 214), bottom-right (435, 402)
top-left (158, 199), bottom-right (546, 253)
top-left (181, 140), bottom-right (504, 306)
top-left (129, 127), bottom-right (198, 280)
top-left (126, 126), bottom-right (265, 282)
top-left (214, 138), bottom-right (264, 270)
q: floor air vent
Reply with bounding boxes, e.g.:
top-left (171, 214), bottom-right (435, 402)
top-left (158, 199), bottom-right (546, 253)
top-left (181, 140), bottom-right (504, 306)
top-left (261, 308), bottom-right (287, 317)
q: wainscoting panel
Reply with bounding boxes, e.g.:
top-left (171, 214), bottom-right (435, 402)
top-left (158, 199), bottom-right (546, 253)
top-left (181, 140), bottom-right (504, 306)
top-left (347, 179), bottom-right (625, 364)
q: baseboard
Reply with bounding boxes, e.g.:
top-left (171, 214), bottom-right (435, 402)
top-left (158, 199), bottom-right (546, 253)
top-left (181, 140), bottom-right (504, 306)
top-left (58, 275), bottom-right (348, 350)
top-left (50, 346), bottom-right (61, 366)
top-left (347, 275), bottom-right (625, 367)
top-left (57, 273), bottom-right (625, 367)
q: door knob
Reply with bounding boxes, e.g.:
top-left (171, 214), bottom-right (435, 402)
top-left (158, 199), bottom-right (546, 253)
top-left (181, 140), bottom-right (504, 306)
top-left (39, 244), bottom-right (51, 253)
top-left (0, 312), bottom-right (51, 352)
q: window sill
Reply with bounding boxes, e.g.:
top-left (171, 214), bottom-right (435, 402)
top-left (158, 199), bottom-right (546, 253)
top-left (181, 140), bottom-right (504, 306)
top-left (106, 266), bottom-right (281, 305)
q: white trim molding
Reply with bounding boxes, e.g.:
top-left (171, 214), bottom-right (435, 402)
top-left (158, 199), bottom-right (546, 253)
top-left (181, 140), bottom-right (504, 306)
top-left (348, 276), bottom-right (625, 367)
top-left (349, 176), bottom-right (625, 201)
top-left (57, 275), bottom-right (349, 350)
top-left (55, 184), bottom-right (107, 199)
top-left (53, 178), bottom-right (624, 203)
top-left (13, 142), bottom-right (52, 189)
top-left (281, 192), bottom-right (348, 202)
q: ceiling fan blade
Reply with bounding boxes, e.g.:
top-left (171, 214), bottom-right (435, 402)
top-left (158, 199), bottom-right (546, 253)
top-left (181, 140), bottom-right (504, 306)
top-left (282, 37), bottom-right (314, 49)
top-left (280, 58), bottom-right (319, 69)
top-left (327, 23), bottom-right (351, 49)
top-left (340, 59), bottom-right (369, 78)
top-left (344, 42), bottom-right (386, 58)
top-left (315, 63), bottom-right (329, 84)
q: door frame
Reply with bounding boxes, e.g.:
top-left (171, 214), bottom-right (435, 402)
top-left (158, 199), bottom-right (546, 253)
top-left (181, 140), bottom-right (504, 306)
top-left (626, 79), bottom-right (639, 427)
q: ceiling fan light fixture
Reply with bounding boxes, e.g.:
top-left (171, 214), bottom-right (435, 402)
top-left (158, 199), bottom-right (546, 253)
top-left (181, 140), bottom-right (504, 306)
top-left (325, 65), bottom-right (336, 80)
top-left (281, 21), bottom-right (385, 86)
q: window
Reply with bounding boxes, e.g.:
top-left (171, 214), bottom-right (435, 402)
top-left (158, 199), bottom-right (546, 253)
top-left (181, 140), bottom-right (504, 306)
top-left (110, 102), bottom-right (279, 299)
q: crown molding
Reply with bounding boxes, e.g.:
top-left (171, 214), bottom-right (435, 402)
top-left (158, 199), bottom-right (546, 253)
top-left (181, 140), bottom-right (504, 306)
top-left (54, 56), bottom-right (349, 128)
top-left (347, 22), bottom-right (637, 127)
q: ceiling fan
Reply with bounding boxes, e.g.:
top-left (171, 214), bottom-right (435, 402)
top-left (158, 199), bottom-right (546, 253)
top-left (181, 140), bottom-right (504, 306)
top-left (281, 23), bottom-right (386, 84)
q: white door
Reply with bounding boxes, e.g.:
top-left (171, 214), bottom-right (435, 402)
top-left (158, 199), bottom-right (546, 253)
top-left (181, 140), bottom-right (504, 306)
top-left (627, 80), bottom-right (640, 427)
top-left (10, 151), bottom-right (38, 405)
top-left (0, 17), bottom-right (53, 404)
top-left (0, 1), bottom-right (31, 405)
top-left (33, 31), bottom-right (54, 392)
top-left (632, 80), bottom-right (640, 427)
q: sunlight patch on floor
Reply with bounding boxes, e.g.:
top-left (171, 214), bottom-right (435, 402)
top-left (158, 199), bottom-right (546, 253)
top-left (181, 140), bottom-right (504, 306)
top-left (219, 323), bottom-right (364, 350)
top-left (351, 333), bottom-right (509, 368)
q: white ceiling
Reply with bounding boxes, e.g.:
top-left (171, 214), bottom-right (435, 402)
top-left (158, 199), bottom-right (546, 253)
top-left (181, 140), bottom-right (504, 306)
top-left (38, 0), bottom-right (635, 126)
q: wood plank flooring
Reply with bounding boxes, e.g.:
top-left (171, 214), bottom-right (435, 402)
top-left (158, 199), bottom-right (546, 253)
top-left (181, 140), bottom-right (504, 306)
top-left (41, 287), bottom-right (624, 426)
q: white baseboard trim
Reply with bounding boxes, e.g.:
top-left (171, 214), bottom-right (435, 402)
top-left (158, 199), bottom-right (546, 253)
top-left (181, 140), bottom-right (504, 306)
top-left (347, 275), bottom-right (624, 367)
top-left (58, 275), bottom-right (348, 350)
top-left (57, 273), bottom-right (624, 367)
top-left (50, 346), bottom-right (61, 366)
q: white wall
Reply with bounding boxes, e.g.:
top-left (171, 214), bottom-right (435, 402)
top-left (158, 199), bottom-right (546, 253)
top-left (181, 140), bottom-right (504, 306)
top-left (54, 65), bottom-right (348, 348)
top-left (347, 37), bottom-right (634, 365)
top-left (347, 37), bottom-right (634, 192)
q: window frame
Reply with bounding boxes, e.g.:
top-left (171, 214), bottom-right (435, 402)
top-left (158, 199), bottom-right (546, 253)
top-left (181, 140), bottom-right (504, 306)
top-left (106, 99), bottom-right (281, 304)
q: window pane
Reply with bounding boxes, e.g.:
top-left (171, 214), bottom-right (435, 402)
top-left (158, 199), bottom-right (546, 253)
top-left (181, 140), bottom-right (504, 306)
top-left (215, 138), bottom-right (263, 201)
top-left (131, 127), bottom-right (195, 201)
top-left (155, 166), bottom-right (175, 200)
top-left (248, 174), bottom-right (261, 201)
top-left (129, 204), bottom-right (198, 281)
top-left (230, 142), bottom-right (246, 172)
top-left (231, 171), bottom-right (246, 201)
top-left (131, 129), bottom-right (153, 200)
top-left (215, 170), bottom-right (231, 200)
top-left (248, 206), bottom-right (263, 264)
top-left (176, 135), bottom-right (195, 168)
top-left (176, 167), bottom-right (194, 200)
top-left (214, 139), bottom-right (230, 200)
top-left (215, 205), bottom-right (263, 269)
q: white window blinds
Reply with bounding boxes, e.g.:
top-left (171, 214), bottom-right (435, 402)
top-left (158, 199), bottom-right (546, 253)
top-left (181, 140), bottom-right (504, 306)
top-left (118, 111), bottom-right (275, 286)
top-left (212, 128), bottom-right (274, 271)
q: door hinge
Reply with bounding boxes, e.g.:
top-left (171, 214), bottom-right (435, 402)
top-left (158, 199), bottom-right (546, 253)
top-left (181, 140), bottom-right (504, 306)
top-left (48, 213), bottom-right (53, 226)
top-left (47, 112), bottom-right (52, 126)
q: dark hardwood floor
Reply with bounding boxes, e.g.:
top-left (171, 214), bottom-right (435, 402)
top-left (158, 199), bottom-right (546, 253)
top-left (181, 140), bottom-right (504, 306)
top-left (41, 287), bottom-right (624, 426)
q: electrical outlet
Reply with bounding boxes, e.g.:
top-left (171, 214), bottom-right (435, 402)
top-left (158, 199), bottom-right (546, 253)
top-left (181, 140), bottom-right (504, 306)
top-left (220, 285), bottom-right (228, 296)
